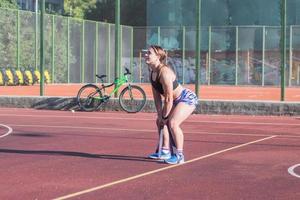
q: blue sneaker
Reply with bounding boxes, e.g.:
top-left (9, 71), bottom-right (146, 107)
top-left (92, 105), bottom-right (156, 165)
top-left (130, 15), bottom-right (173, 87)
top-left (148, 151), bottom-right (171, 160)
top-left (164, 154), bottom-right (184, 164)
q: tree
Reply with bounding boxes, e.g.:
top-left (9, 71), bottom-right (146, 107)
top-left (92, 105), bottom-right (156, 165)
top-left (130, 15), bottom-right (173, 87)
top-left (85, 0), bottom-right (115, 23)
top-left (63, 0), bottom-right (97, 18)
top-left (0, 0), bottom-right (18, 67)
top-left (85, 0), bottom-right (147, 26)
top-left (0, 0), bottom-right (18, 9)
top-left (120, 0), bottom-right (146, 26)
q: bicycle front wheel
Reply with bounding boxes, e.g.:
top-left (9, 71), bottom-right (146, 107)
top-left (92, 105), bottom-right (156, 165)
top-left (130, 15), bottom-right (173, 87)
top-left (77, 84), bottom-right (103, 112)
top-left (119, 85), bottom-right (146, 113)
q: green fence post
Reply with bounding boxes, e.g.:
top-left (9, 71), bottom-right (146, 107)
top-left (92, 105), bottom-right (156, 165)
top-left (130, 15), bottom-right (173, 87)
top-left (95, 22), bottom-right (99, 83)
top-left (195, 0), bottom-right (202, 97)
top-left (81, 20), bottom-right (85, 83)
top-left (289, 25), bottom-right (293, 87)
top-left (182, 26), bottom-right (186, 84)
top-left (35, 5), bottom-right (38, 69)
top-left (67, 18), bottom-right (70, 83)
top-left (52, 15), bottom-right (55, 83)
top-left (247, 50), bottom-right (250, 84)
top-left (114, 0), bottom-right (121, 97)
top-left (262, 26), bottom-right (265, 86)
top-left (130, 27), bottom-right (134, 82)
top-left (139, 51), bottom-right (142, 83)
top-left (107, 23), bottom-right (111, 83)
top-left (235, 26), bottom-right (239, 86)
top-left (280, 0), bottom-right (287, 101)
top-left (16, 10), bottom-right (20, 69)
top-left (120, 25), bottom-right (123, 77)
top-left (40, 0), bottom-right (45, 96)
top-left (208, 26), bottom-right (211, 85)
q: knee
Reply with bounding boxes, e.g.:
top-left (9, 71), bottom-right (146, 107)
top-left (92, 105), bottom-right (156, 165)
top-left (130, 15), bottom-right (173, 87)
top-left (168, 118), bottom-right (178, 131)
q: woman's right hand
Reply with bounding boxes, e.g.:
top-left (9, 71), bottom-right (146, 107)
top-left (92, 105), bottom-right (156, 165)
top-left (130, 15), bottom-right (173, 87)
top-left (156, 115), bottom-right (167, 128)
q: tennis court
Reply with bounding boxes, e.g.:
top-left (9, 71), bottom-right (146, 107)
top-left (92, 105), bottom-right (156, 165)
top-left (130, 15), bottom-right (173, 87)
top-left (0, 108), bottom-right (299, 199)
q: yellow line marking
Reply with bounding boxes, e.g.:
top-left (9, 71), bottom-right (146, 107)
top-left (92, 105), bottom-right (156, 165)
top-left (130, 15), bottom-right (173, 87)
top-left (53, 135), bottom-right (276, 200)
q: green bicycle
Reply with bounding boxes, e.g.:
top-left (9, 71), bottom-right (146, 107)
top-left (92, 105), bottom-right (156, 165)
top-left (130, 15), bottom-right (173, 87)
top-left (77, 68), bottom-right (146, 113)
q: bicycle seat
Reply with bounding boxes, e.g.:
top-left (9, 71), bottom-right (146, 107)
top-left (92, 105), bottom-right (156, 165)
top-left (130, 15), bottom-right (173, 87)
top-left (96, 75), bottom-right (106, 80)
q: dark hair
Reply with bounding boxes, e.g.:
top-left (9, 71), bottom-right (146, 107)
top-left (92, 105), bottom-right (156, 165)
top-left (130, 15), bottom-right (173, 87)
top-left (150, 45), bottom-right (167, 64)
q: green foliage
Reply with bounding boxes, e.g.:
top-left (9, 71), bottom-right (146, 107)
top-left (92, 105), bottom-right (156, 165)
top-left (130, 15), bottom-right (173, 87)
top-left (120, 0), bottom-right (146, 26)
top-left (85, 0), bottom-right (147, 26)
top-left (62, 0), bottom-right (146, 26)
top-left (0, 8), bottom-right (17, 67)
top-left (64, 0), bottom-right (97, 19)
top-left (85, 0), bottom-right (115, 23)
top-left (0, 0), bottom-right (18, 9)
top-left (0, 8), bottom-right (71, 83)
top-left (0, 1), bottom-right (18, 67)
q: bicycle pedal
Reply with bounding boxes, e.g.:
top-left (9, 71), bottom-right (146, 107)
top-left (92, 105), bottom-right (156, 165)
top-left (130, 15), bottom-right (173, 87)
top-left (103, 95), bottom-right (110, 102)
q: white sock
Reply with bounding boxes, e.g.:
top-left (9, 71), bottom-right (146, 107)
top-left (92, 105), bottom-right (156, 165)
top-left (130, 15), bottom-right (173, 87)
top-left (162, 148), bottom-right (170, 154)
top-left (177, 149), bottom-right (183, 156)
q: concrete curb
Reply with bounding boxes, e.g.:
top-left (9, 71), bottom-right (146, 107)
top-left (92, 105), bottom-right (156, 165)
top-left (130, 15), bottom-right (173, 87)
top-left (0, 96), bottom-right (300, 116)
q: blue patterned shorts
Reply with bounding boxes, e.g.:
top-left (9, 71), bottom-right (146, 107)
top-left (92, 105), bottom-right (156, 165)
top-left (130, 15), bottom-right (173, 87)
top-left (174, 89), bottom-right (198, 106)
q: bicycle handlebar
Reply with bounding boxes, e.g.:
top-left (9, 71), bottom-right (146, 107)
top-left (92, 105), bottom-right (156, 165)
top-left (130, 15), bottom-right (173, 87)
top-left (96, 74), bottom-right (107, 80)
top-left (124, 67), bottom-right (131, 75)
top-left (96, 68), bottom-right (131, 83)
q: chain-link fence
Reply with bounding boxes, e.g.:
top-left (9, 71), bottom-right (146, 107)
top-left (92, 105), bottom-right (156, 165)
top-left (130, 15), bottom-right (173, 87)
top-left (1, 8), bottom-right (300, 87)
top-left (0, 8), bottom-right (133, 84)
top-left (132, 25), bottom-right (300, 87)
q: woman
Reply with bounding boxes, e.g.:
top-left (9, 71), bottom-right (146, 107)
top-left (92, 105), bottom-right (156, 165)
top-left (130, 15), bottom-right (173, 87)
top-left (144, 45), bottom-right (198, 164)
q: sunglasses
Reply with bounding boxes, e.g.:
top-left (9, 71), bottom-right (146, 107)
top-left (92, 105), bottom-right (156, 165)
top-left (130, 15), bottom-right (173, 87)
top-left (141, 49), bottom-right (149, 54)
top-left (141, 46), bottom-right (163, 56)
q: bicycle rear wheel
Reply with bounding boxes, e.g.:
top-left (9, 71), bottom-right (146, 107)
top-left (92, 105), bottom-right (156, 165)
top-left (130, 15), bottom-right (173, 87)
top-left (119, 85), bottom-right (146, 113)
top-left (77, 84), bottom-right (103, 112)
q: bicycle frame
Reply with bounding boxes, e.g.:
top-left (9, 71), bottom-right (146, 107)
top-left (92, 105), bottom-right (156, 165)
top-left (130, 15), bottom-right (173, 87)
top-left (94, 74), bottom-right (130, 101)
top-left (77, 66), bottom-right (147, 113)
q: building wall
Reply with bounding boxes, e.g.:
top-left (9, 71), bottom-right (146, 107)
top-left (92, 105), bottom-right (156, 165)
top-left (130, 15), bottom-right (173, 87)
top-left (145, 0), bottom-right (300, 50)
top-left (147, 0), bottom-right (300, 27)
top-left (17, 0), bottom-right (63, 14)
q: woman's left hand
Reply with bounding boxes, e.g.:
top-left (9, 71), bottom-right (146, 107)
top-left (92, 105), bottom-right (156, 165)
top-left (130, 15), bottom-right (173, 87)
top-left (157, 116), bottom-right (168, 128)
top-left (161, 117), bottom-right (168, 126)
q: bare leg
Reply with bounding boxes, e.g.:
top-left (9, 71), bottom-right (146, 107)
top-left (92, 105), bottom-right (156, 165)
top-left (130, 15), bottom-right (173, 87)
top-left (156, 119), bottom-right (169, 149)
top-left (168, 103), bottom-right (195, 150)
top-left (162, 125), bottom-right (169, 149)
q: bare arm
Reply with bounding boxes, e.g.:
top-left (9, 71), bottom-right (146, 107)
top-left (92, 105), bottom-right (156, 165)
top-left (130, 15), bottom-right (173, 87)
top-left (151, 85), bottom-right (163, 118)
top-left (160, 68), bottom-right (174, 118)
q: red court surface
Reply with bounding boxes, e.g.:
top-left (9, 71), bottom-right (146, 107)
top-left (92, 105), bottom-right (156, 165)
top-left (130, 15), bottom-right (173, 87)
top-left (1, 84), bottom-right (300, 101)
top-left (0, 108), bottom-right (300, 199)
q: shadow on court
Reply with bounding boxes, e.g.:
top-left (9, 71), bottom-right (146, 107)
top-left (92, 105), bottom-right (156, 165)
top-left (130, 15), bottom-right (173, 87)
top-left (12, 132), bottom-right (53, 137)
top-left (0, 148), bottom-right (159, 163)
top-left (11, 131), bottom-right (300, 148)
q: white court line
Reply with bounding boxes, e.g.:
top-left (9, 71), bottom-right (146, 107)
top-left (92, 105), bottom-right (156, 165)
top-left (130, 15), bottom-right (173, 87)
top-left (1, 114), bottom-right (300, 127)
top-left (288, 164), bottom-right (300, 178)
top-left (7, 124), bottom-right (273, 137)
top-left (7, 124), bottom-right (300, 138)
top-left (0, 124), bottom-right (13, 138)
top-left (53, 135), bottom-right (277, 200)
